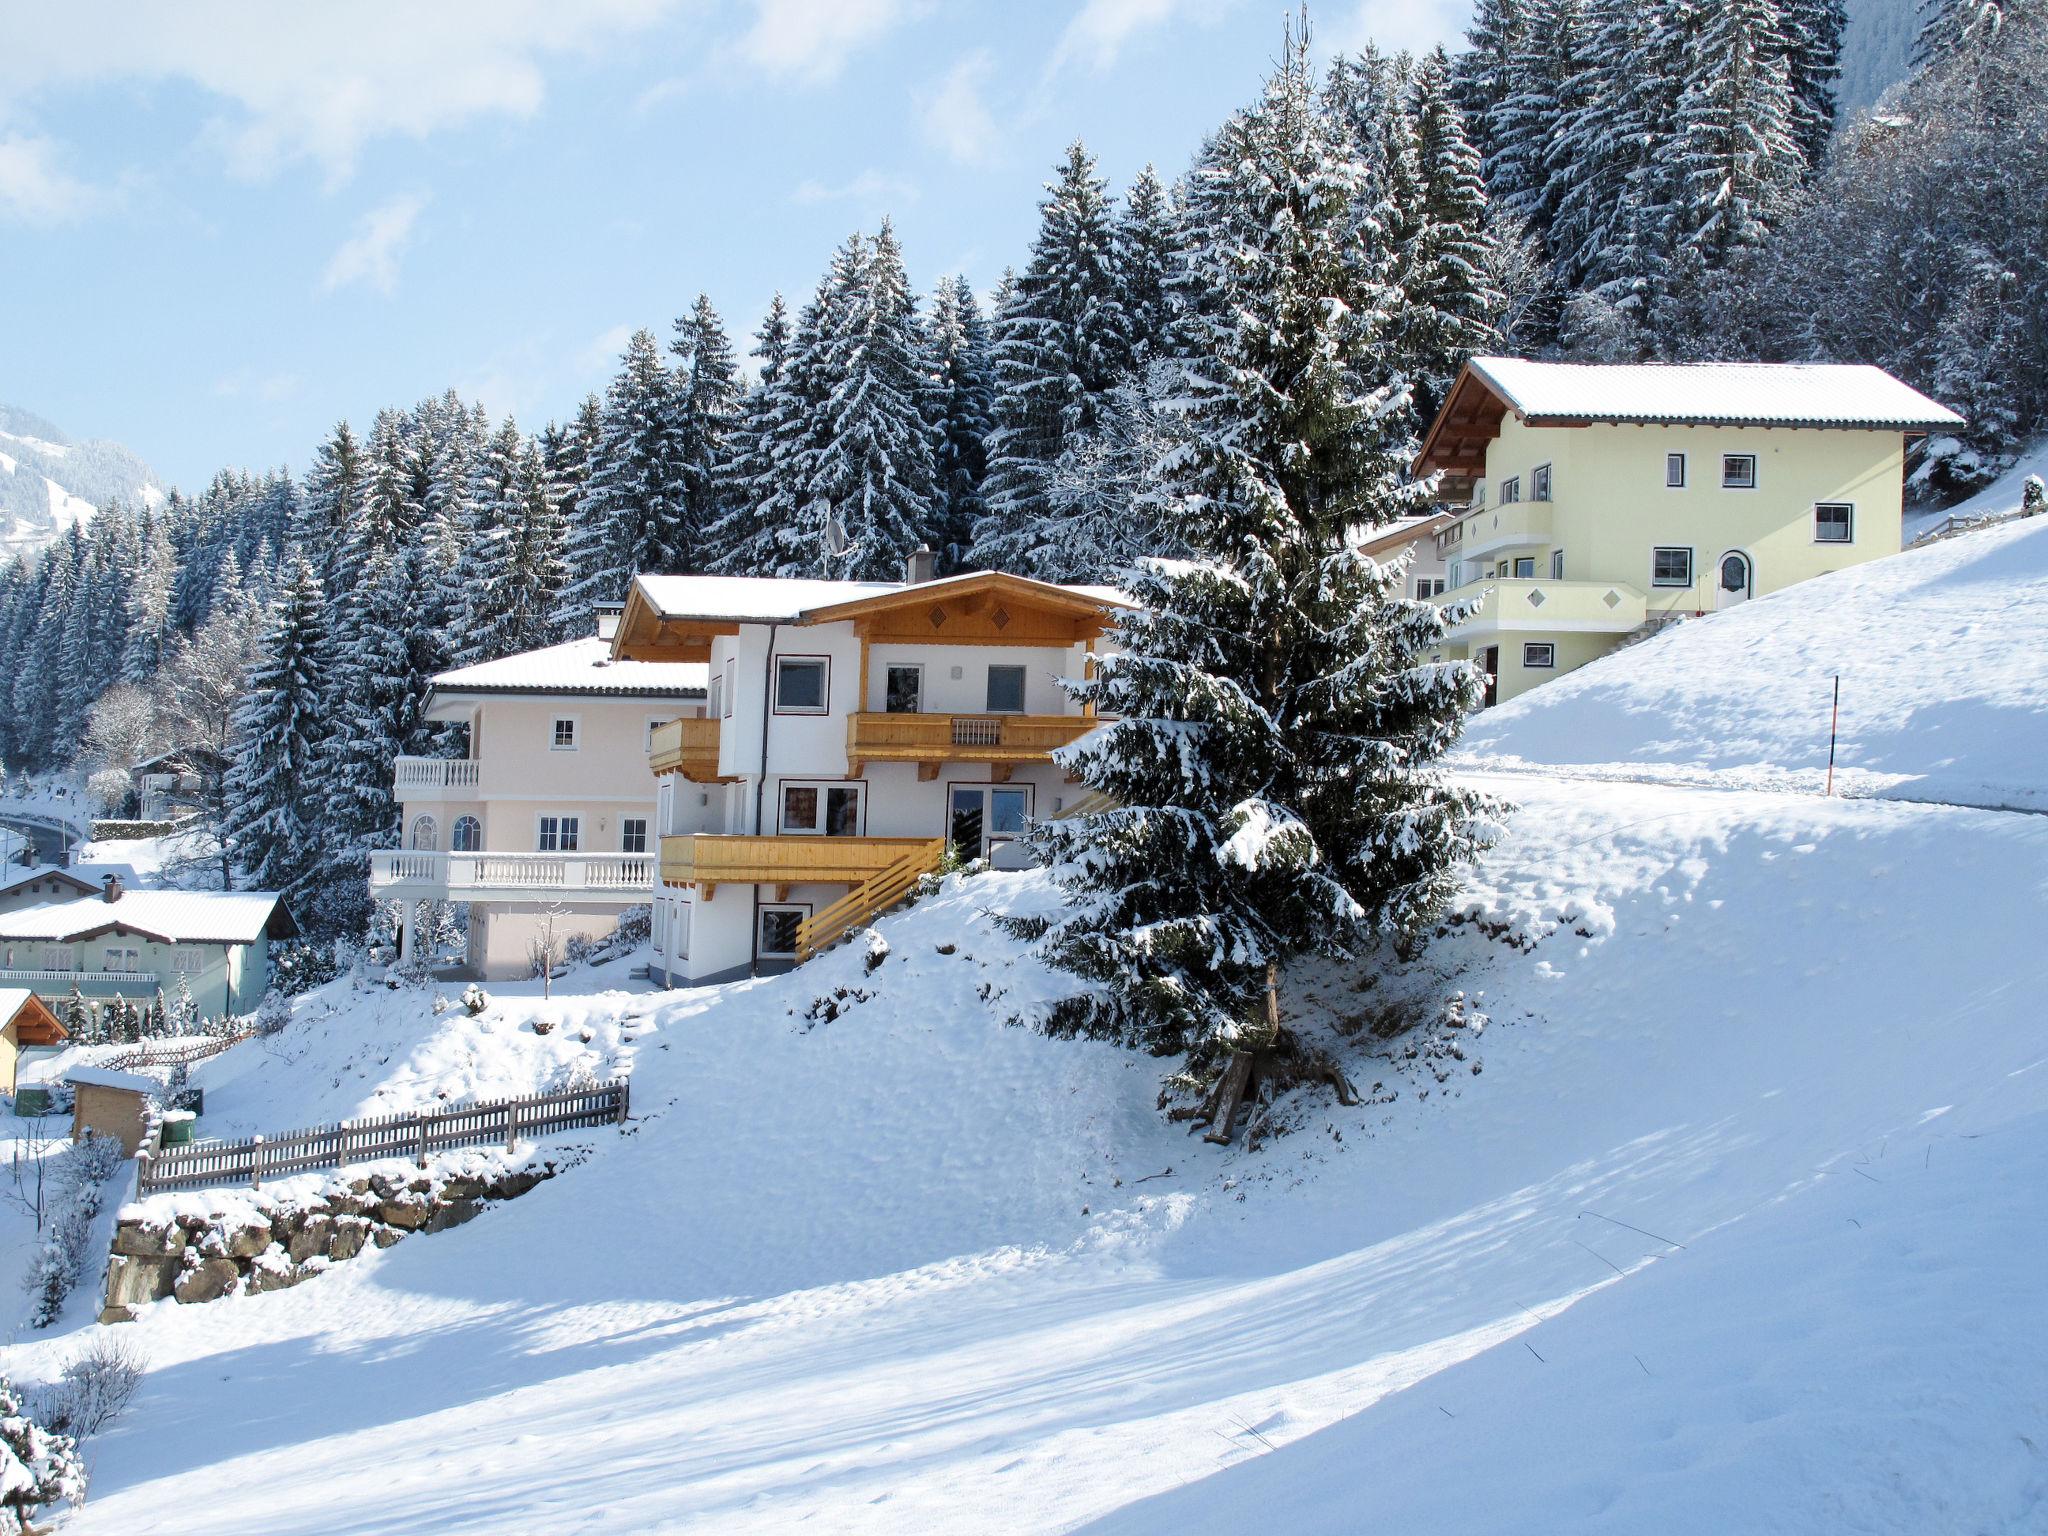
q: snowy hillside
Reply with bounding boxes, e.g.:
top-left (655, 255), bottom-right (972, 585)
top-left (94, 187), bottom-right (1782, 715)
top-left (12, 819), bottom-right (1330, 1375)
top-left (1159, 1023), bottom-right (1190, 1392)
top-left (0, 404), bottom-right (165, 554)
top-left (1453, 514), bottom-right (2048, 810)
top-left (0, 769), bottom-right (2038, 1534)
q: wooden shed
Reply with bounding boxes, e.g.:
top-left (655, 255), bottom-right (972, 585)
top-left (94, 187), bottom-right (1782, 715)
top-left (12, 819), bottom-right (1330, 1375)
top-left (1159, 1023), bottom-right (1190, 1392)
top-left (0, 987), bottom-right (66, 1096)
top-left (65, 1065), bottom-right (159, 1157)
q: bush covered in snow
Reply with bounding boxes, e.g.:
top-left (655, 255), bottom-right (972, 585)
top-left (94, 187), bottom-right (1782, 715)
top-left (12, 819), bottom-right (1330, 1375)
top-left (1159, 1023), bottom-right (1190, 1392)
top-left (253, 988), bottom-right (292, 1038)
top-left (0, 1374), bottom-right (86, 1532)
top-left (269, 939), bottom-right (342, 997)
top-left (21, 1131), bottom-right (124, 1328)
top-left (29, 1333), bottom-right (146, 1443)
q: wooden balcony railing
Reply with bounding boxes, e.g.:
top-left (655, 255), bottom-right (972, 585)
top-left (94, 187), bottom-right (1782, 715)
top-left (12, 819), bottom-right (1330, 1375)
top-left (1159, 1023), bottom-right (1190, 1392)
top-left (845, 712), bottom-right (1098, 771)
top-left (649, 717), bottom-right (723, 779)
top-left (659, 834), bottom-right (938, 894)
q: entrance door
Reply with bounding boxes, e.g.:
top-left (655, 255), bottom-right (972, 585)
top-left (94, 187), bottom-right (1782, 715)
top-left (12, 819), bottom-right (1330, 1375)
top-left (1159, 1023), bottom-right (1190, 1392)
top-left (1716, 551), bottom-right (1753, 610)
top-left (1479, 646), bottom-right (1500, 708)
top-left (949, 785), bottom-right (1031, 858)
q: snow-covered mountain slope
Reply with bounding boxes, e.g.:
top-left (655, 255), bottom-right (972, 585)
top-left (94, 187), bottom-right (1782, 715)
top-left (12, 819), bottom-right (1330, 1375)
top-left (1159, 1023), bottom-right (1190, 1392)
top-left (0, 404), bottom-right (165, 554)
top-left (8, 767), bottom-right (2044, 1535)
top-left (1453, 514), bottom-right (2048, 810)
top-left (1838, 0), bottom-right (1918, 115)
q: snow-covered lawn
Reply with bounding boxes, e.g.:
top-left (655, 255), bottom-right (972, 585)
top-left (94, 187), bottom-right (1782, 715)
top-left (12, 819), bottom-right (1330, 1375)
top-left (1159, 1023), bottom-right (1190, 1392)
top-left (1453, 514), bottom-right (2048, 810)
top-left (3, 771), bottom-right (2040, 1534)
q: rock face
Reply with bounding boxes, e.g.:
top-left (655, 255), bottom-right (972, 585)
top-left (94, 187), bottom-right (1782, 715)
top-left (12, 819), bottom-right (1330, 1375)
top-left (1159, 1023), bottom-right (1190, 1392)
top-left (100, 1158), bottom-right (562, 1321)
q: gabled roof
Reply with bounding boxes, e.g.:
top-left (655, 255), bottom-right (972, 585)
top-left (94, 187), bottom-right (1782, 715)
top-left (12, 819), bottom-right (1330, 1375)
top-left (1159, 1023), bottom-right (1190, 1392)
top-left (1354, 512), bottom-right (1455, 558)
top-left (430, 637), bottom-right (708, 700)
top-left (1415, 356), bottom-right (1967, 484)
top-left (0, 865), bottom-right (98, 900)
top-left (0, 988), bottom-right (65, 1045)
top-left (0, 890), bottom-right (296, 947)
top-left (632, 575), bottom-right (904, 624)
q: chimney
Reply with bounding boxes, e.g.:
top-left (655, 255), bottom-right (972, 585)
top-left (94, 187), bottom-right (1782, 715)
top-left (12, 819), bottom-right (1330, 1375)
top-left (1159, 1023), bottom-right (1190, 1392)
top-left (101, 873), bottom-right (122, 904)
top-left (906, 545), bottom-right (937, 585)
top-left (593, 602), bottom-right (624, 642)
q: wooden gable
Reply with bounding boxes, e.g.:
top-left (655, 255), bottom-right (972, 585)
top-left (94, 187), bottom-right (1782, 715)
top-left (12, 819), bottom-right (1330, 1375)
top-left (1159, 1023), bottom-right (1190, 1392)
top-left (801, 573), bottom-right (1116, 647)
top-left (1413, 363), bottom-right (1515, 499)
top-left (612, 585), bottom-right (740, 663)
top-left (3, 993), bottom-right (67, 1047)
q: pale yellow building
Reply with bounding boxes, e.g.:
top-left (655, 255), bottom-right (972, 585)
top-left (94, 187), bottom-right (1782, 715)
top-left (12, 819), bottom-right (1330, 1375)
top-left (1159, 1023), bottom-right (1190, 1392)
top-left (1413, 357), bottom-right (1964, 705)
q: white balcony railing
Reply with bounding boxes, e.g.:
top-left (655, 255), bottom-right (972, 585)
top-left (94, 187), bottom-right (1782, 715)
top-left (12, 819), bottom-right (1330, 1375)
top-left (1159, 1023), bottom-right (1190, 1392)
top-left (0, 969), bottom-right (157, 989)
top-left (393, 757), bottom-right (482, 792)
top-left (369, 850), bottom-right (654, 896)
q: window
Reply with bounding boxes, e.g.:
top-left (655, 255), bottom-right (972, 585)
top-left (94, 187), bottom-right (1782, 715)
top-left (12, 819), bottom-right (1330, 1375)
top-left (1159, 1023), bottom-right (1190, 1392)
top-left (672, 901), bottom-right (691, 961)
top-left (1815, 503), bottom-right (1854, 543)
top-left (1500, 475), bottom-right (1521, 504)
top-left (1513, 557), bottom-right (1536, 578)
top-left (174, 947), bottom-right (204, 974)
top-left (1550, 549), bottom-right (1565, 580)
top-left (1496, 561), bottom-right (1510, 578)
top-left (985, 665), bottom-right (1027, 714)
top-left (452, 815), bottom-right (481, 852)
top-left (1414, 577), bottom-right (1446, 599)
top-left (103, 946), bottom-right (141, 973)
top-left (1722, 454), bottom-right (1757, 489)
top-left (538, 815), bottom-right (580, 852)
top-left (1531, 464), bottom-right (1552, 501)
top-left (949, 784), bottom-right (1033, 858)
top-left (708, 673), bottom-right (723, 720)
top-left (1666, 452), bottom-right (1686, 488)
top-left (409, 815), bottom-right (437, 851)
top-left (758, 906), bottom-right (808, 959)
top-left (781, 782), bottom-right (861, 836)
top-left (621, 817), bottom-right (648, 855)
top-left (1523, 642), bottom-right (1556, 669)
top-left (41, 947), bottom-right (68, 971)
top-left (885, 664), bottom-right (923, 714)
top-left (1443, 519), bottom-right (1462, 544)
top-left (1652, 547), bottom-right (1694, 587)
top-left (774, 656), bottom-right (829, 714)
top-left (551, 717), bottom-right (578, 751)
top-left (720, 667), bottom-right (733, 719)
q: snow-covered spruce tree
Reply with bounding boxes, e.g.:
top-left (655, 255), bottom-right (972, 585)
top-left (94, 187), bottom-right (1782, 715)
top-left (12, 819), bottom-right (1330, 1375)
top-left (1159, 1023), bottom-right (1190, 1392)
top-left (1782, 0), bottom-right (1847, 165)
top-left (703, 293), bottom-right (795, 574)
top-left (0, 1374), bottom-right (86, 1533)
top-left (926, 274), bottom-right (995, 570)
top-left (671, 294), bottom-right (741, 571)
top-left (294, 420), bottom-right (364, 589)
top-left (540, 396), bottom-right (602, 635)
top-left (1402, 47), bottom-right (1505, 419)
top-left (971, 140), bottom-right (1134, 571)
top-left (1115, 164), bottom-right (1180, 358)
top-left (560, 328), bottom-right (683, 616)
top-left (1012, 23), bottom-right (1498, 1102)
top-left (1669, 0), bottom-right (1804, 265)
top-left (221, 559), bottom-right (329, 896)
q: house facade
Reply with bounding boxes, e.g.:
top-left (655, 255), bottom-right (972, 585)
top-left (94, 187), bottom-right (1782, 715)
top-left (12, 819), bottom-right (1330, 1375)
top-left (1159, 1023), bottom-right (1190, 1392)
top-left (1413, 357), bottom-right (1965, 705)
top-left (0, 883), bottom-right (294, 1022)
top-left (619, 564), bottom-right (1120, 987)
top-left (367, 617), bottom-right (707, 979)
top-left (1357, 511), bottom-right (1454, 599)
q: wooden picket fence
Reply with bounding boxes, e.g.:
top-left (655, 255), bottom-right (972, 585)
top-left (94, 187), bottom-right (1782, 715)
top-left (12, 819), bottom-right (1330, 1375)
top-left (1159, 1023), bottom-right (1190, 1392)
top-left (137, 1077), bottom-right (630, 1195)
top-left (102, 1031), bottom-right (252, 1072)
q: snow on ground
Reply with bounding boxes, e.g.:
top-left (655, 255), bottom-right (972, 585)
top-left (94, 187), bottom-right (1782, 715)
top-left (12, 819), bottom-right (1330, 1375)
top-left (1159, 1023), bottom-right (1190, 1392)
top-left (1902, 437), bottom-right (2048, 541)
top-left (1453, 514), bottom-right (2048, 809)
top-left (0, 770), bottom-right (2039, 1534)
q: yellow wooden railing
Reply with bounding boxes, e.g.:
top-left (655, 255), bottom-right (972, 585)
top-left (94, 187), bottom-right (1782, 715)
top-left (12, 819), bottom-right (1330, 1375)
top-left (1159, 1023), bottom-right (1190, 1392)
top-left (648, 716), bottom-right (722, 779)
top-left (659, 834), bottom-right (937, 892)
top-left (846, 712), bottom-right (1098, 765)
top-left (795, 838), bottom-right (947, 961)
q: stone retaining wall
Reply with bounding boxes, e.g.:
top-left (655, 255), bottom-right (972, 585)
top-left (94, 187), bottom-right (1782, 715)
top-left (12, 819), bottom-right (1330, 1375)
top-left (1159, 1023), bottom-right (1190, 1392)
top-left (101, 1152), bottom-right (562, 1322)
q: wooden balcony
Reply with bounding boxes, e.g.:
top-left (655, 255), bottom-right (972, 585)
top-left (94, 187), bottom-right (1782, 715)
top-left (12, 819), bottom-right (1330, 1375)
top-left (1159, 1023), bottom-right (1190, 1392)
top-left (659, 834), bottom-right (937, 895)
top-left (845, 712), bottom-right (1098, 777)
top-left (649, 716), bottom-right (724, 780)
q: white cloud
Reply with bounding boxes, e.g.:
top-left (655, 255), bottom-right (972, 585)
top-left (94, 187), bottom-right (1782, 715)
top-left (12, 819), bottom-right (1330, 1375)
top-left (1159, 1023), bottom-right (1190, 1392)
top-left (1051, 0), bottom-right (1228, 74)
top-left (728, 0), bottom-right (916, 84)
top-left (320, 192), bottom-right (429, 295)
top-left (0, 133), bottom-right (101, 224)
top-left (1324, 0), bottom-right (1471, 57)
top-left (918, 50), bottom-right (998, 165)
top-left (789, 169), bottom-right (919, 207)
top-left (0, 1), bottom-right (680, 184)
top-left (578, 323), bottom-right (639, 375)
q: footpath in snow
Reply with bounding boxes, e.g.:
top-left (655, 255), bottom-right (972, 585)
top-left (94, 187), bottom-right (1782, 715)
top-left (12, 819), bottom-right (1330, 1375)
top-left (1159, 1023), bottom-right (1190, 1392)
top-left (4, 768), bottom-right (2041, 1535)
top-left (1452, 514), bottom-right (2048, 811)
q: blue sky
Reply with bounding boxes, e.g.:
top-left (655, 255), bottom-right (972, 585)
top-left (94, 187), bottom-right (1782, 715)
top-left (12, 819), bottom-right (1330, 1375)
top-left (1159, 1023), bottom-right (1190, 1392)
top-left (0, 0), bottom-right (1468, 490)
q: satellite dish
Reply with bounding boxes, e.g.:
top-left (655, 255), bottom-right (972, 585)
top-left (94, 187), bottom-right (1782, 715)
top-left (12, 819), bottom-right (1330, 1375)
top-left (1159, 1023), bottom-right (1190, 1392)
top-left (821, 507), bottom-right (851, 558)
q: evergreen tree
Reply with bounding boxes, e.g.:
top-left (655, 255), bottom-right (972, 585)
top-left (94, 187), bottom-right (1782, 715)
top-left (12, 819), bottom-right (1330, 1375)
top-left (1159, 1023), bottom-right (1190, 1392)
top-left (670, 295), bottom-right (741, 570)
top-left (0, 1373), bottom-right (85, 1533)
top-left (119, 514), bottom-right (178, 683)
top-left (221, 559), bottom-right (329, 895)
top-left (1672, 0), bottom-right (1804, 263)
top-left (1403, 47), bottom-right (1506, 418)
top-left (1014, 23), bottom-right (1496, 1090)
top-left (703, 295), bottom-right (794, 574)
top-left (1783, 0), bottom-right (1848, 165)
top-left (926, 274), bottom-right (995, 569)
top-left (468, 436), bottom-right (568, 658)
top-left (295, 421), bottom-right (364, 587)
top-left (541, 396), bottom-right (602, 635)
top-left (1115, 164), bottom-right (1179, 355)
top-left (972, 141), bottom-right (1134, 569)
top-left (561, 329), bottom-right (683, 615)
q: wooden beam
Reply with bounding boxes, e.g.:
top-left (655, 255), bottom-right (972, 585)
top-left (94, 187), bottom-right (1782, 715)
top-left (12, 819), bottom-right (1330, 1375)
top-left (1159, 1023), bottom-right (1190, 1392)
top-left (990, 764), bottom-right (1012, 783)
top-left (917, 762), bottom-right (939, 781)
top-left (773, 884), bottom-right (790, 902)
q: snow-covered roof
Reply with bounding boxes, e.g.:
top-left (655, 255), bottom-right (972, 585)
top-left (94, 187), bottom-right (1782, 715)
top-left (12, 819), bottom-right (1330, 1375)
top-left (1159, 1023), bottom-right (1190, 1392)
top-left (1466, 357), bottom-right (1965, 431)
top-left (0, 889), bottom-right (292, 946)
top-left (0, 864), bottom-right (96, 898)
top-left (631, 572), bottom-right (1133, 625)
top-left (431, 637), bottom-right (707, 698)
top-left (1354, 512), bottom-right (1453, 554)
top-left (65, 1065), bottom-right (159, 1094)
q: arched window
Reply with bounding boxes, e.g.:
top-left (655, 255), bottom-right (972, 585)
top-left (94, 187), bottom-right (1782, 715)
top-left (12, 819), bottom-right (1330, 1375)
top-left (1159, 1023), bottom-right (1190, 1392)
top-left (409, 815), bottom-right (438, 851)
top-left (452, 815), bottom-right (481, 853)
